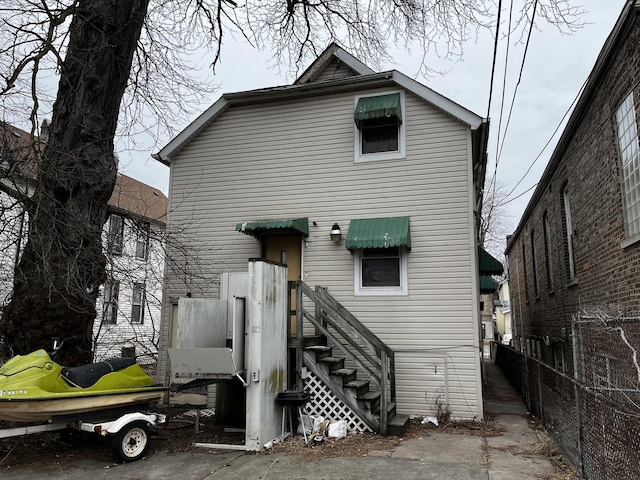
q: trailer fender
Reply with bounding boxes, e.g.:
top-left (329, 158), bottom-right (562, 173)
top-left (79, 412), bottom-right (165, 436)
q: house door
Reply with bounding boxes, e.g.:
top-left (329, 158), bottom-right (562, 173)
top-left (263, 235), bottom-right (302, 335)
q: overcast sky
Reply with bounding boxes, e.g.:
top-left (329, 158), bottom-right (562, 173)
top-left (118, 0), bottom-right (629, 238)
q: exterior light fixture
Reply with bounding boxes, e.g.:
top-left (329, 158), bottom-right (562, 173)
top-left (330, 223), bottom-right (342, 241)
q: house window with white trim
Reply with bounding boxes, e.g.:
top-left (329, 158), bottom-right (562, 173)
top-left (616, 92), bottom-right (640, 237)
top-left (355, 247), bottom-right (408, 296)
top-left (346, 216), bottom-right (411, 296)
top-left (131, 283), bottom-right (145, 324)
top-left (354, 92), bottom-right (405, 162)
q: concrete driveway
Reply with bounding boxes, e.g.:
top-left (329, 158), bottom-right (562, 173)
top-left (1, 361), bottom-right (571, 480)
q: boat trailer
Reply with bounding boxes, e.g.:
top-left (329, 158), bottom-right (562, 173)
top-left (0, 409), bottom-right (166, 462)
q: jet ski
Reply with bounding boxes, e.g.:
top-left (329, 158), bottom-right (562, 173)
top-left (0, 350), bottom-right (167, 422)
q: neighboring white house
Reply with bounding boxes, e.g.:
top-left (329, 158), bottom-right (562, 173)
top-left (154, 44), bottom-right (491, 423)
top-left (93, 173), bottom-right (168, 364)
top-left (0, 122), bottom-right (167, 364)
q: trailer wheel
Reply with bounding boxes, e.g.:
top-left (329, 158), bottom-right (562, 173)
top-left (112, 421), bottom-right (150, 462)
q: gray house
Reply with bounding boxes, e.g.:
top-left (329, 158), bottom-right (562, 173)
top-left (154, 44), bottom-right (491, 430)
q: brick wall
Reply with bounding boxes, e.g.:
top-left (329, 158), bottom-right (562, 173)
top-left (506, 12), bottom-right (640, 375)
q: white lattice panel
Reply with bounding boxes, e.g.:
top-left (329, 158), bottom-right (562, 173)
top-left (304, 371), bottom-right (373, 433)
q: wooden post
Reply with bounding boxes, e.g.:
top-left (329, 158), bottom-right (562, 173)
top-left (380, 350), bottom-right (388, 436)
top-left (296, 281), bottom-right (304, 383)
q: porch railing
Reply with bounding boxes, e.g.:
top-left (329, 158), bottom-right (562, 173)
top-left (292, 281), bottom-right (396, 434)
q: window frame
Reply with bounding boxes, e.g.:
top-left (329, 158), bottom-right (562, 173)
top-left (530, 230), bottom-right (539, 297)
top-left (354, 91), bottom-right (406, 163)
top-left (354, 246), bottom-right (408, 296)
top-left (131, 282), bottom-right (145, 324)
top-left (135, 221), bottom-right (150, 260)
top-left (616, 92), bottom-right (640, 241)
top-left (104, 279), bottom-right (120, 325)
top-left (553, 344), bottom-right (565, 373)
top-left (543, 212), bottom-right (554, 290)
top-left (562, 188), bottom-right (577, 282)
top-left (107, 214), bottom-right (124, 255)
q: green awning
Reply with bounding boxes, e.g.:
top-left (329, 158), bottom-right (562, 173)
top-left (480, 275), bottom-right (499, 293)
top-left (354, 93), bottom-right (402, 126)
top-left (236, 217), bottom-right (309, 237)
top-left (345, 216), bottom-right (411, 250)
top-left (479, 247), bottom-right (504, 275)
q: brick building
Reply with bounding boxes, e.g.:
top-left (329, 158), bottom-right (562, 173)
top-left (505, 1), bottom-right (640, 381)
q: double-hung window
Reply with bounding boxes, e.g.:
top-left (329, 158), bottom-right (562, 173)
top-left (131, 283), bottom-right (145, 324)
top-left (354, 92), bottom-right (405, 162)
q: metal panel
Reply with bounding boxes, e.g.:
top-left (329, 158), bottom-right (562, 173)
top-left (354, 93), bottom-right (402, 125)
top-left (345, 216), bottom-right (411, 249)
top-left (176, 298), bottom-right (226, 348)
top-left (235, 217), bottom-right (309, 237)
top-left (478, 247), bottom-right (504, 275)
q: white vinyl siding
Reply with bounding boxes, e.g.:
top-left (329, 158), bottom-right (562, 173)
top-left (312, 63), bottom-right (359, 83)
top-left (162, 88), bottom-right (480, 419)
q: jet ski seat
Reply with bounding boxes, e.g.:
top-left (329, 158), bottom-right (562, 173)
top-left (62, 357), bottom-right (137, 388)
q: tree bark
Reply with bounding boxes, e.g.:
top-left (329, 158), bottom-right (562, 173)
top-left (1, 0), bottom-right (150, 366)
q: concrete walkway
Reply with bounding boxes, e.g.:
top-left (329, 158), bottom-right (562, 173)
top-left (2, 360), bottom-right (566, 479)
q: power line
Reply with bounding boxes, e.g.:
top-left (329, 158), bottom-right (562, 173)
top-left (496, 0), bottom-right (539, 167)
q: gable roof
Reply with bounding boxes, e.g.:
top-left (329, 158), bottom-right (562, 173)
top-left (109, 173), bottom-right (168, 225)
top-left (295, 42), bottom-right (375, 84)
top-left (506, 0), bottom-right (640, 254)
top-left (154, 45), bottom-right (486, 165)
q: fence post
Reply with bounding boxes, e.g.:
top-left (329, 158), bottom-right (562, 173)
top-left (537, 361), bottom-right (544, 424)
top-left (571, 318), bottom-right (585, 480)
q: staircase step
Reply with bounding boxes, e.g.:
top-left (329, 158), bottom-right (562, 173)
top-left (304, 345), bottom-right (333, 360)
top-left (387, 413), bottom-right (410, 437)
top-left (331, 368), bottom-right (357, 385)
top-left (344, 379), bottom-right (370, 397)
top-left (374, 401), bottom-right (397, 417)
top-left (318, 356), bottom-right (345, 372)
top-left (357, 390), bottom-right (381, 412)
top-left (303, 335), bottom-right (327, 347)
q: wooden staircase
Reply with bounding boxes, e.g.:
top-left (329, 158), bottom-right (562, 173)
top-left (290, 282), bottom-right (409, 436)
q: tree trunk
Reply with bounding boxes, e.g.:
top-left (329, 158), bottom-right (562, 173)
top-left (0, 0), bottom-right (150, 366)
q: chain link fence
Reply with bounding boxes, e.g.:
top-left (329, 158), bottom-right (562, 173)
top-left (495, 314), bottom-right (640, 480)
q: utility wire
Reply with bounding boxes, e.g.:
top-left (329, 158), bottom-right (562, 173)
top-left (493, 0), bottom-right (515, 186)
top-left (496, 0), bottom-right (539, 166)
top-left (486, 0), bottom-right (504, 122)
top-left (502, 75), bottom-right (588, 202)
top-left (502, 74), bottom-right (640, 206)
top-left (484, 0), bottom-right (504, 198)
